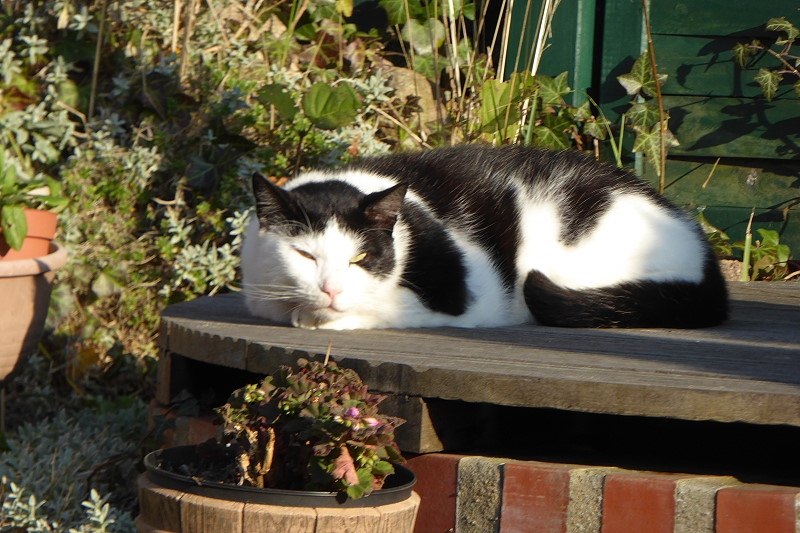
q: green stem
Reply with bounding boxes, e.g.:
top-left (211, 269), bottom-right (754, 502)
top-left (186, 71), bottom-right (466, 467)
top-left (640, 0), bottom-right (668, 193)
top-left (740, 208), bottom-right (755, 282)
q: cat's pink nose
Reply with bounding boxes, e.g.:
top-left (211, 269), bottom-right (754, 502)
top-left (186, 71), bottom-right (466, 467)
top-left (322, 283), bottom-right (342, 302)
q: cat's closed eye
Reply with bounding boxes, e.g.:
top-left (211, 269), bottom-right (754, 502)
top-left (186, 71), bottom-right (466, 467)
top-left (295, 249), bottom-right (316, 262)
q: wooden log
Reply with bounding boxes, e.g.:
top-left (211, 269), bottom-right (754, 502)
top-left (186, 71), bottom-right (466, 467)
top-left (180, 492), bottom-right (243, 533)
top-left (136, 474), bottom-right (420, 533)
top-left (242, 502), bottom-right (316, 533)
top-left (137, 474), bottom-right (183, 532)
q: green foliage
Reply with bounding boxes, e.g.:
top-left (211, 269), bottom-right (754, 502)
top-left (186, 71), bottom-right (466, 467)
top-left (302, 83), bottom-right (361, 130)
top-left (0, 148), bottom-right (68, 250)
top-left (617, 52), bottom-right (667, 98)
top-left (0, 356), bottom-right (147, 532)
top-left (734, 228), bottom-right (793, 281)
top-left (213, 358), bottom-right (405, 499)
top-left (734, 16), bottom-right (800, 101)
top-left (699, 211), bottom-right (794, 281)
top-left (475, 71), bottom-right (612, 151)
top-left (616, 52), bottom-right (678, 179)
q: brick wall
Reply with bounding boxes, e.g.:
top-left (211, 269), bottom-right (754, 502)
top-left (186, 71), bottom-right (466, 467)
top-left (406, 454), bottom-right (800, 533)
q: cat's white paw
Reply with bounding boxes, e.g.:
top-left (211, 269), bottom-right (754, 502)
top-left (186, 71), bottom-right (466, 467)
top-left (291, 308), bottom-right (319, 329)
top-left (291, 307), bottom-right (373, 330)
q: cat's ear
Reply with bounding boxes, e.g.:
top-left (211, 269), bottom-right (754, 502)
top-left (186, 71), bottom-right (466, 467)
top-left (252, 172), bottom-right (293, 228)
top-left (361, 183), bottom-right (407, 229)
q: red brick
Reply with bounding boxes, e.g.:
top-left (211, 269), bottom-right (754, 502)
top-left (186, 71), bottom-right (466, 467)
top-left (601, 472), bottom-right (682, 533)
top-left (716, 484), bottom-right (799, 533)
top-left (406, 454), bottom-right (463, 533)
top-left (500, 462), bottom-right (571, 533)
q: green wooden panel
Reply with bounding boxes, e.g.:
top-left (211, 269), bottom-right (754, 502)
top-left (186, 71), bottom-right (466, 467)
top-left (641, 158), bottom-right (800, 255)
top-left (650, 1), bottom-right (799, 36)
top-left (663, 95), bottom-right (800, 160)
top-left (646, 158), bottom-right (799, 207)
top-left (654, 35), bottom-right (792, 99)
top-left (504, 0), bottom-right (596, 106)
top-left (597, 0), bottom-right (645, 120)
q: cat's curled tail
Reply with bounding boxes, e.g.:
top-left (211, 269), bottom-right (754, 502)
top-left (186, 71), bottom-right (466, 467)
top-left (523, 262), bottom-right (729, 328)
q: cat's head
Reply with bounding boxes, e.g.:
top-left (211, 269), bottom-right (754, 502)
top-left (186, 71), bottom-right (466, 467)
top-left (250, 172), bottom-right (407, 327)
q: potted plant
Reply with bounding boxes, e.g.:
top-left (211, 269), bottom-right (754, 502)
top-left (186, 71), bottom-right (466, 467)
top-left (0, 149), bottom-right (69, 382)
top-left (0, 149), bottom-right (68, 260)
top-left (137, 357), bottom-right (420, 533)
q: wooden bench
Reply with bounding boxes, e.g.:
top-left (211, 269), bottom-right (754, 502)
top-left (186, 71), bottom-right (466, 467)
top-left (155, 282), bottom-right (799, 459)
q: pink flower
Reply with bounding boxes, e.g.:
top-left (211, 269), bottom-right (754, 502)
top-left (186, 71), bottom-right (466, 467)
top-left (345, 407), bottom-right (360, 419)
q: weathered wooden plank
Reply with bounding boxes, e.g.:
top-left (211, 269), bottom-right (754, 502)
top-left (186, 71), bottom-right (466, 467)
top-left (160, 284), bottom-right (800, 426)
top-left (653, 34), bottom-right (792, 99)
top-left (663, 95), bottom-right (800, 160)
top-left (597, 0), bottom-right (645, 122)
top-left (639, 157), bottom-right (800, 253)
top-left (646, 158), bottom-right (800, 208)
top-left (650, 1), bottom-right (798, 36)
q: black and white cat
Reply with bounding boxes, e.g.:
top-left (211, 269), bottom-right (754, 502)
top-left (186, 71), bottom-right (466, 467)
top-left (241, 145), bottom-right (728, 329)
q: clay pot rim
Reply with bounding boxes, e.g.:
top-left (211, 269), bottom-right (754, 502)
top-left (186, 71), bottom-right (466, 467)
top-left (0, 243), bottom-right (67, 278)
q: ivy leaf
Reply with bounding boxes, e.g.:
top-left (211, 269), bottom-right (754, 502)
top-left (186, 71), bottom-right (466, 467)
top-left (626, 101), bottom-right (661, 128)
top-left (531, 113), bottom-right (573, 150)
top-left (617, 52), bottom-right (667, 98)
top-left (479, 78), bottom-right (521, 135)
top-left (766, 17), bottom-right (799, 46)
top-left (583, 116), bottom-right (610, 141)
top-left (302, 82), bottom-right (360, 130)
top-left (401, 18), bottom-right (446, 55)
top-left (378, 0), bottom-right (408, 25)
top-left (754, 68), bottom-right (782, 101)
top-left (732, 42), bottom-right (754, 69)
top-left (537, 72), bottom-right (571, 106)
top-left (1, 204), bottom-right (27, 251)
top-left (575, 101), bottom-right (593, 121)
top-left (632, 123), bottom-right (679, 176)
top-left (794, 80), bottom-right (800, 99)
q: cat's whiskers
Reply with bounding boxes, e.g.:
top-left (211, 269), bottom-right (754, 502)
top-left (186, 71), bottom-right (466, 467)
top-left (243, 283), bottom-right (309, 303)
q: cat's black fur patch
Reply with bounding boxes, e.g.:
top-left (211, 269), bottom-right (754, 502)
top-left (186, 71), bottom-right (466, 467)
top-left (523, 257), bottom-right (729, 328)
top-left (398, 203), bottom-right (470, 316)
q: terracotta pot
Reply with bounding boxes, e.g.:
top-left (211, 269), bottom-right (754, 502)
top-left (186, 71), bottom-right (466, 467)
top-left (136, 445), bottom-right (420, 533)
top-left (0, 209), bottom-right (58, 260)
top-left (0, 243), bottom-right (68, 382)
